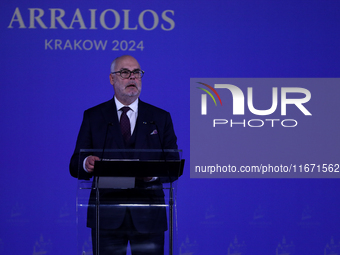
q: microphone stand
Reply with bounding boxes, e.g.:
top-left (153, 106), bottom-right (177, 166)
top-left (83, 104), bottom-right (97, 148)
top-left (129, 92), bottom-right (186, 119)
top-left (96, 122), bottom-right (112, 254)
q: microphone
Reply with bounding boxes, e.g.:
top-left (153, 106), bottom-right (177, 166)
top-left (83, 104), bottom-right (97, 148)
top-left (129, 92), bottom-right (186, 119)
top-left (101, 122), bottom-right (113, 160)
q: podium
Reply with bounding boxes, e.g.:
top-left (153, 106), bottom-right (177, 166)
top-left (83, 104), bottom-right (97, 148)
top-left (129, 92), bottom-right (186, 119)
top-left (76, 149), bottom-right (183, 255)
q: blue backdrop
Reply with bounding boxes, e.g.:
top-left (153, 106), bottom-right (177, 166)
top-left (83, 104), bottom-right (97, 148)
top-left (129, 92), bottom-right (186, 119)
top-left (1, 0), bottom-right (340, 254)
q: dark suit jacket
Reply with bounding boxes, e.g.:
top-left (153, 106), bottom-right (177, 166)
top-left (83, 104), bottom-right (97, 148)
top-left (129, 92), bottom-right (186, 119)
top-left (69, 98), bottom-right (178, 233)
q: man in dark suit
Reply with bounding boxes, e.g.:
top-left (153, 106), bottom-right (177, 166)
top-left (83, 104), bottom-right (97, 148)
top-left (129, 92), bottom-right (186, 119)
top-left (69, 55), bottom-right (178, 255)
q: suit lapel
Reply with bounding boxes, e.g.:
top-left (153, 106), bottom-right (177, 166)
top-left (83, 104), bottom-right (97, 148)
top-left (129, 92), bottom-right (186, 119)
top-left (135, 100), bottom-right (151, 150)
top-left (100, 99), bottom-right (153, 151)
top-left (100, 98), bottom-right (125, 149)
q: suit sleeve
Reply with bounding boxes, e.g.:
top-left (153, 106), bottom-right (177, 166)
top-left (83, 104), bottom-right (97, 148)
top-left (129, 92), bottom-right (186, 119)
top-left (69, 110), bottom-right (93, 179)
top-left (160, 111), bottom-right (182, 182)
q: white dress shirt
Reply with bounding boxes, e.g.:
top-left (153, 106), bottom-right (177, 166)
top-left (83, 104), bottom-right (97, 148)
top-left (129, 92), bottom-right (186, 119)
top-left (115, 96), bottom-right (138, 135)
top-left (84, 97), bottom-right (157, 181)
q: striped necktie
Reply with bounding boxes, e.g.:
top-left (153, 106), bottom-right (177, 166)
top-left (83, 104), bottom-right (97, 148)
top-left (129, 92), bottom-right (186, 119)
top-left (120, 106), bottom-right (131, 143)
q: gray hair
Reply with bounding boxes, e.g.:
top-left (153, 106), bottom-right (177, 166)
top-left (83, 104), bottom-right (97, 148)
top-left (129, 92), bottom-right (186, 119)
top-left (110, 55), bottom-right (139, 73)
top-left (110, 57), bottom-right (119, 73)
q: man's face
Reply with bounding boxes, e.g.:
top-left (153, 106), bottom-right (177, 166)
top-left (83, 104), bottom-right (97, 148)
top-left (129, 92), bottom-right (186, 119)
top-left (110, 56), bottom-right (142, 105)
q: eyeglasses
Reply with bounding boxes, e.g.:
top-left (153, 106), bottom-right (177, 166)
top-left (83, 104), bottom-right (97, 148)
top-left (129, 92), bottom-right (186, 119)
top-left (111, 69), bottom-right (145, 79)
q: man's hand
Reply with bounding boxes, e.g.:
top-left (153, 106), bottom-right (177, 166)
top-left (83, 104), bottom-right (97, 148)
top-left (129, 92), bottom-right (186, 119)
top-left (85, 156), bottom-right (100, 173)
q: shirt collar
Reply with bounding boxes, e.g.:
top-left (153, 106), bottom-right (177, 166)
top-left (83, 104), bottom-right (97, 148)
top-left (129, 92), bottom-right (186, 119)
top-left (114, 96), bottom-right (138, 113)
